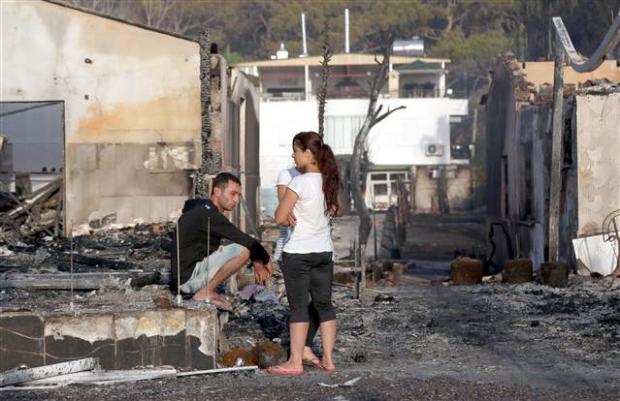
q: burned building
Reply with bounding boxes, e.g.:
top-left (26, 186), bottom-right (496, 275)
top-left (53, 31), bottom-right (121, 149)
top-left (0, 0), bottom-right (263, 373)
top-left (0, 0), bottom-right (261, 236)
top-left (485, 53), bottom-right (620, 274)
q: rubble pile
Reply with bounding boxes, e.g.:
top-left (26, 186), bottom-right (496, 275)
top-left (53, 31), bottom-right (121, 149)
top-left (0, 177), bottom-right (62, 244)
top-left (220, 274), bottom-right (290, 368)
top-left (0, 222), bottom-right (175, 311)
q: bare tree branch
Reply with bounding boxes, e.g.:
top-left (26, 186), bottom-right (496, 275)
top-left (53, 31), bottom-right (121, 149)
top-left (370, 105), bottom-right (407, 128)
top-left (350, 32), bottom-right (406, 251)
top-left (318, 19), bottom-right (332, 137)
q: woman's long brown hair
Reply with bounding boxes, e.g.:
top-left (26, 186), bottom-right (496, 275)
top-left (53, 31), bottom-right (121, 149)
top-left (292, 131), bottom-right (340, 216)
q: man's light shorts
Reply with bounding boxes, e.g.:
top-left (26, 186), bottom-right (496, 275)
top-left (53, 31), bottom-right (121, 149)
top-left (180, 243), bottom-right (246, 294)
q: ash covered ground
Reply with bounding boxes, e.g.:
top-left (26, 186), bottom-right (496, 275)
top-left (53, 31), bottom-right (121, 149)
top-left (2, 215), bottom-right (619, 400)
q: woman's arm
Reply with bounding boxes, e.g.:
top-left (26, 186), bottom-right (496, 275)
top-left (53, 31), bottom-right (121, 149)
top-left (275, 188), bottom-right (299, 225)
top-left (277, 185), bottom-right (287, 201)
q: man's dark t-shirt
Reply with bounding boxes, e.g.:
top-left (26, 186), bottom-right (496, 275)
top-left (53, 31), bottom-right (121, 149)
top-left (170, 198), bottom-right (269, 292)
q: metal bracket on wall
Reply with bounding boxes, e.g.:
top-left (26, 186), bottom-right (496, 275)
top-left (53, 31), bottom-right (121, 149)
top-left (552, 13), bottom-right (620, 73)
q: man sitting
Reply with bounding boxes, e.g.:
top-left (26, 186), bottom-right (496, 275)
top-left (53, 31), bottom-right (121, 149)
top-left (171, 172), bottom-right (272, 310)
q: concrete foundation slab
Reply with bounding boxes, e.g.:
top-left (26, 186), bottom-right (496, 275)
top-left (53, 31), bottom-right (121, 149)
top-left (0, 307), bottom-right (219, 372)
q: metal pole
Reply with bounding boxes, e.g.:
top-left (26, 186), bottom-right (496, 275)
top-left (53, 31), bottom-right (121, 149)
top-left (175, 220), bottom-right (182, 305)
top-left (373, 211), bottom-right (377, 261)
top-left (548, 30), bottom-right (565, 263)
top-left (69, 230), bottom-right (74, 311)
top-left (344, 9), bottom-right (350, 53)
top-left (301, 13), bottom-right (308, 56)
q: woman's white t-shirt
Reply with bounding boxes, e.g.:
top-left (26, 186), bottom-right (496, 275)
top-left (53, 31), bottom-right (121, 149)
top-left (282, 172), bottom-right (333, 254)
top-left (276, 167), bottom-right (301, 187)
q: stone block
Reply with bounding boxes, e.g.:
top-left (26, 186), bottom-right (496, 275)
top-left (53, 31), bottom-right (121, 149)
top-left (451, 257), bottom-right (483, 285)
top-left (186, 309), bottom-right (218, 370)
top-left (44, 314), bottom-right (115, 369)
top-left (116, 336), bottom-right (145, 369)
top-left (502, 258), bottom-right (533, 284)
top-left (45, 336), bottom-right (115, 369)
top-left (114, 310), bottom-right (186, 369)
top-left (0, 313), bottom-right (45, 371)
top-left (2, 308), bottom-right (219, 371)
top-left (541, 262), bottom-right (570, 288)
top-left (161, 331), bottom-right (186, 367)
top-left (187, 336), bottom-right (215, 370)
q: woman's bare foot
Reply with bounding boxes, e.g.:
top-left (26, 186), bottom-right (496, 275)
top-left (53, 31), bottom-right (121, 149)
top-left (320, 356), bottom-right (336, 372)
top-left (275, 358), bottom-right (303, 372)
top-left (302, 346), bottom-right (320, 365)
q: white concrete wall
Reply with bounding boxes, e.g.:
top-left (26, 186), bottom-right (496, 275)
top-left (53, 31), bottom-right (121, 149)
top-left (576, 93), bottom-right (620, 237)
top-left (1, 1), bottom-right (201, 230)
top-left (260, 97), bottom-right (468, 215)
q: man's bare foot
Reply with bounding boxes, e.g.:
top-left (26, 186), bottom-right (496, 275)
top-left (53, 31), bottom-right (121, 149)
top-left (193, 289), bottom-right (232, 311)
top-left (193, 287), bottom-right (210, 301)
top-left (208, 296), bottom-right (233, 311)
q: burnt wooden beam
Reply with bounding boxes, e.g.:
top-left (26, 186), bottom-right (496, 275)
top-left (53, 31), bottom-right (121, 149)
top-left (54, 253), bottom-right (136, 270)
top-left (195, 30), bottom-right (213, 197)
top-left (548, 39), bottom-right (565, 263)
top-left (0, 272), bottom-right (160, 290)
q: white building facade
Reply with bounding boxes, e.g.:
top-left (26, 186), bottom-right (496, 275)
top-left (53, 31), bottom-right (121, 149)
top-left (238, 52), bottom-right (471, 216)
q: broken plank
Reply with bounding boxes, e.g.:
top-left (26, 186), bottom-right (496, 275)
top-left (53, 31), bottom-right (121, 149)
top-left (0, 357), bottom-right (99, 387)
top-left (7, 177), bottom-right (61, 219)
top-left (176, 366), bottom-right (258, 377)
top-left (0, 272), bottom-right (159, 291)
top-left (17, 368), bottom-right (177, 387)
top-left (56, 253), bottom-right (137, 270)
top-left (547, 31), bottom-right (566, 263)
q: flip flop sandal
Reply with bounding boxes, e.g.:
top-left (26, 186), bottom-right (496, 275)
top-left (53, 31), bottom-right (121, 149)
top-left (267, 365), bottom-right (303, 376)
top-left (317, 362), bottom-right (337, 372)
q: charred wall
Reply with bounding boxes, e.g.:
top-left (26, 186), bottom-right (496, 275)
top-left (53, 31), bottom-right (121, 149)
top-left (1, 1), bottom-right (201, 232)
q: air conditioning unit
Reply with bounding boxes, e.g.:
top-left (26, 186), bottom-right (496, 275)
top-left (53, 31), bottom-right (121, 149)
top-left (425, 143), bottom-right (444, 157)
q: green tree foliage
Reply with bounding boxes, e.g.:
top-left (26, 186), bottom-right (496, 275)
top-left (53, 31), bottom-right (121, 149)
top-left (62, 0), bottom-right (619, 68)
top-left (431, 29), bottom-right (513, 74)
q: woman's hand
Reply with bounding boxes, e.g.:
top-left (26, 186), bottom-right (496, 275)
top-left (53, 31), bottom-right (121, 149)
top-left (286, 212), bottom-right (297, 226)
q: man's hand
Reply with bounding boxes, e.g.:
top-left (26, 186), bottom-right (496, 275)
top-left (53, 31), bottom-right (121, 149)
top-left (253, 260), bottom-right (273, 284)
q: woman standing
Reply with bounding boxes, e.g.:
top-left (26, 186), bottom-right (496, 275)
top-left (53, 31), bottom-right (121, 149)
top-left (274, 165), bottom-right (323, 367)
top-left (269, 131), bottom-right (340, 375)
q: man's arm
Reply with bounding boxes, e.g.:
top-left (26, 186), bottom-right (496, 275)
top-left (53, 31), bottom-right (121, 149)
top-left (209, 211), bottom-right (270, 264)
